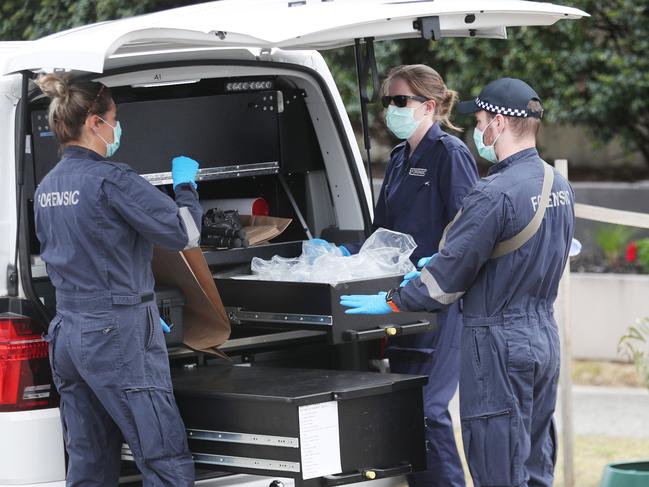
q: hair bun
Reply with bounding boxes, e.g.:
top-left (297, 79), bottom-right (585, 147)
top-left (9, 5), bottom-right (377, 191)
top-left (36, 74), bottom-right (70, 101)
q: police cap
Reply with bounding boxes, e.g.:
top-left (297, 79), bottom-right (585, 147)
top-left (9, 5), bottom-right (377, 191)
top-left (457, 78), bottom-right (543, 119)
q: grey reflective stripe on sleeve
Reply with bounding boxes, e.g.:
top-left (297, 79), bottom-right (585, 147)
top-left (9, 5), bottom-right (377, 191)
top-left (420, 267), bottom-right (465, 305)
top-left (438, 208), bottom-right (463, 252)
top-left (178, 207), bottom-right (200, 249)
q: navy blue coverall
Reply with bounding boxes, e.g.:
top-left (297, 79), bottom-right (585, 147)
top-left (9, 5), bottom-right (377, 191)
top-left (347, 123), bottom-right (478, 487)
top-left (36, 146), bottom-right (202, 486)
top-left (392, 148), bottom-right (575, 487)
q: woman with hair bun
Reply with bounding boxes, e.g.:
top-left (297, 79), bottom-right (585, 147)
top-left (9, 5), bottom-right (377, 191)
top-left (35, 73), bottom-right (200, 486)
top-left (339, 65), bottom-right (479, 487)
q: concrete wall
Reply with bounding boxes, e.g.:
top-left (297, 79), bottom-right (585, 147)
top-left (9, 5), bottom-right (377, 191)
top-left (557, 273), bottom-right (649, 361)
top-left (538, 125), bottom-right (645, 170)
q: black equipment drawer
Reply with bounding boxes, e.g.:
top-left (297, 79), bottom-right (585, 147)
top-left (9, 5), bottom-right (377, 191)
top-left (173, 365), bottom-right (427, 487)
top-left (214, 275), bottom-right (436, 344)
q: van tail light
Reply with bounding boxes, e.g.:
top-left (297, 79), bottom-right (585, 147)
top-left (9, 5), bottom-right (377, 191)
top-left (0, 314), bottom-right (56, 412)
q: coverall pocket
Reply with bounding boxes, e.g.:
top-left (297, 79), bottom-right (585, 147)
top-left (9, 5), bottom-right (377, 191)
top-left (506, 337), bottom-right (533, 372)
top-left (125, 387), bottom-right (189, 461)
top-left (81, 323), bottom-right (122, 374)
top-left (144, 307), bottom-right (156, 351)
top-left (461, 408), bottom-right (518, 486)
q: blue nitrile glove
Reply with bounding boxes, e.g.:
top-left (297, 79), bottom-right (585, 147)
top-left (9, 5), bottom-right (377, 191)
top-left (417, 254), bottom-right (437, 269)
top-left (400, 270), bottom-right (421, 287)
top-left (569, 238), bottom-right (582, 257)
top-left (171, 156), bottom-right (199, 190)
top-left (340, 292), bottom-right (392, 315)
top-left (309, 238), bottom-right (350, 256)
top-left (160, 317), bottom-right (171, 334)
top-left (310, 238), bottom-right (332, 248)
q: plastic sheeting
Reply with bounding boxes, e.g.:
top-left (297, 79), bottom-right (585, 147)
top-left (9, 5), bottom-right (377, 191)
top-left (250, 228), bottom-right (416, 284)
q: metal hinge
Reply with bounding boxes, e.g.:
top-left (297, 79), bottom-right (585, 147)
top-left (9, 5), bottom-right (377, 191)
top-left (413, 16), bottom-right (442, 40)
top-left (6, 264), bottom-right (18, 296)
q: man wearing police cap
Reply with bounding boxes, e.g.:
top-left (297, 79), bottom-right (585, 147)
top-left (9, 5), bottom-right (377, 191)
top-left (340, 78), bottom-right (575, 487)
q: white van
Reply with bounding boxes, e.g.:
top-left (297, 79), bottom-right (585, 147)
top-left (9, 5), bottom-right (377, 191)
top-left (0, 1), bottom-right (586, 486)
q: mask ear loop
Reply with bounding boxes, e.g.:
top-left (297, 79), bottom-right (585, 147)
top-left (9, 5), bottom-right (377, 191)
top-left (92, 116), bottom-right (115, 148)
top-left (482, 115), bottom-right (504, 148)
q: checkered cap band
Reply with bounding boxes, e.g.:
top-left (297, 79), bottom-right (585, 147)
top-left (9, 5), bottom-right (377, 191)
top-left (475, 97), bottom-right (529, 118)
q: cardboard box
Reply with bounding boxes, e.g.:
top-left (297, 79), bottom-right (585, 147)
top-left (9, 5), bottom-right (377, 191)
top-left (152, 247), bottom-right (230, 355)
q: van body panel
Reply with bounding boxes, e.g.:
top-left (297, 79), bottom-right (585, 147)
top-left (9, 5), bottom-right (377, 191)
top-left (0, 0), bottom-right (588, 75)
top-left (0, 408), bottom-right (65, 484)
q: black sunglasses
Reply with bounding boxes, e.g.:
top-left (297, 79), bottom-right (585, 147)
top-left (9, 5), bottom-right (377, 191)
top-left (381, 95), bottom-right (429, 108)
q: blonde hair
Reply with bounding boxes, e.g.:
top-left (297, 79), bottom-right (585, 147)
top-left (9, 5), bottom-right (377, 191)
top-left (382, 64), bottom-right (462, 132)
top-left (35, 74), bottom-right (112, 144)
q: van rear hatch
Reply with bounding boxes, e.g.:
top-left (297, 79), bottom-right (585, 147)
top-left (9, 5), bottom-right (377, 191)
top-left (1, 0), bottom-right (587, 75)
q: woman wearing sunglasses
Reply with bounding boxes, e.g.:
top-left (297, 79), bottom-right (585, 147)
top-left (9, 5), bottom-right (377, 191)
top-left (347, 65), bottom-right (478, 487)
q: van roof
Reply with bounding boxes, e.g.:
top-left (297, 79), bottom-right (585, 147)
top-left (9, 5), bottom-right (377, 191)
top-left (1, 0), bottom-right (587, 75)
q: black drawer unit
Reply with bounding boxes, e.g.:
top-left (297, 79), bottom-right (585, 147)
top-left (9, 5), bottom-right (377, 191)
top-left (214, 274), bottom-right (436, 344)
top-left (172, 365), bottom-right (427, 486)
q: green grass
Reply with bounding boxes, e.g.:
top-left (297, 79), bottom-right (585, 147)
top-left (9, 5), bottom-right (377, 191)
top-left (454, 432), bottom-right (649, 487)
top-left (555, 436), bottom-right (649, 487)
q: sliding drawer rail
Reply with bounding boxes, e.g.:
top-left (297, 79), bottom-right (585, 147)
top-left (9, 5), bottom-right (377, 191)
top-left (142, 161), bottom-right (279, 186)
top-left (227, 308), bottom-right (333, 327)
top-left (187, 428), bottom-right (299, 448)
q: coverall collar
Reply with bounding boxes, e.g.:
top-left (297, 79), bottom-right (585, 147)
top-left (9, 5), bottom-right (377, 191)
top-left (488, 147), bottom-right (539, 175)
top-left (62, 145), bottom-right (106, 162)
top-left (405, 122), bottom-right (445, 166)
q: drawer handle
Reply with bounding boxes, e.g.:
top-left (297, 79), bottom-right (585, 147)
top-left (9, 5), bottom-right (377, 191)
top-left (343, 319), bottom-right (432, 342)
top-left (322, 463), bottom-right (412, 485)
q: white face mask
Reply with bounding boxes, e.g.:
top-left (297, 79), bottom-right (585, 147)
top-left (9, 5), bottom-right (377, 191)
top-left (385, 103), bottom-right (425, 140)
top-left (473, 116), bottom-right (504, 164)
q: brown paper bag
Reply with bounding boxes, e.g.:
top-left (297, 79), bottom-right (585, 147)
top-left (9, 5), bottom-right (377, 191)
top-left (152, 247), bottom-right (230, 356)
top-left (240, 215), bottom-right (292, 246)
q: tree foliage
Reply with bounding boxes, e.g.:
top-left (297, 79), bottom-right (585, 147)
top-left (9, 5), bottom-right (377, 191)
top-left (2, 0), bottom-right (648, 164)
top-left (325, 1), bottom-right (649, 165)
top-left (0, 0), bottom-right (200, 40)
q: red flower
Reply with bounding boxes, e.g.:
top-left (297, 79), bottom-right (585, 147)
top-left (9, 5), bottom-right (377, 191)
top-left (626, 241), bottom-right (638, 263)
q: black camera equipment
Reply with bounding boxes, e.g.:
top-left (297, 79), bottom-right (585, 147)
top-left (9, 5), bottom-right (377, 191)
top-left (201, 208), bottom-right (249, 248)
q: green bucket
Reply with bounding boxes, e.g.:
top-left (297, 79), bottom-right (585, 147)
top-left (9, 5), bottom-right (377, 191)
top-left (600, 461), bottom-right (649, 487)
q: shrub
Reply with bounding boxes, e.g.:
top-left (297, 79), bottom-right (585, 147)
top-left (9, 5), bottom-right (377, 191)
top-left (618, 318), bottom-right (649, 390)
top-left (595, 225), bottom-right (636, 266)
top-left (626, 238), bottom-right (649, 273)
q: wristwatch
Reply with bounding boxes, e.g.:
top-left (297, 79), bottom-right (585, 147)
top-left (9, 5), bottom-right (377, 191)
top-left (385, 288), bottom-right (401, 313)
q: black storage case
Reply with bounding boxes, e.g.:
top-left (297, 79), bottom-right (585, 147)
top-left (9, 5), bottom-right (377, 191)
top-left (172, 365), bottom-right (427, 486)
top-left (214, 272), bottom-right (435, 344)
top-left (155, 286), bottom-right (185, 348)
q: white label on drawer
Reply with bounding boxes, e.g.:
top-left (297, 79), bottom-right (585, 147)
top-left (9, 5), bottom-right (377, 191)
top-left (298, 401), bottom-right (342, 480)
